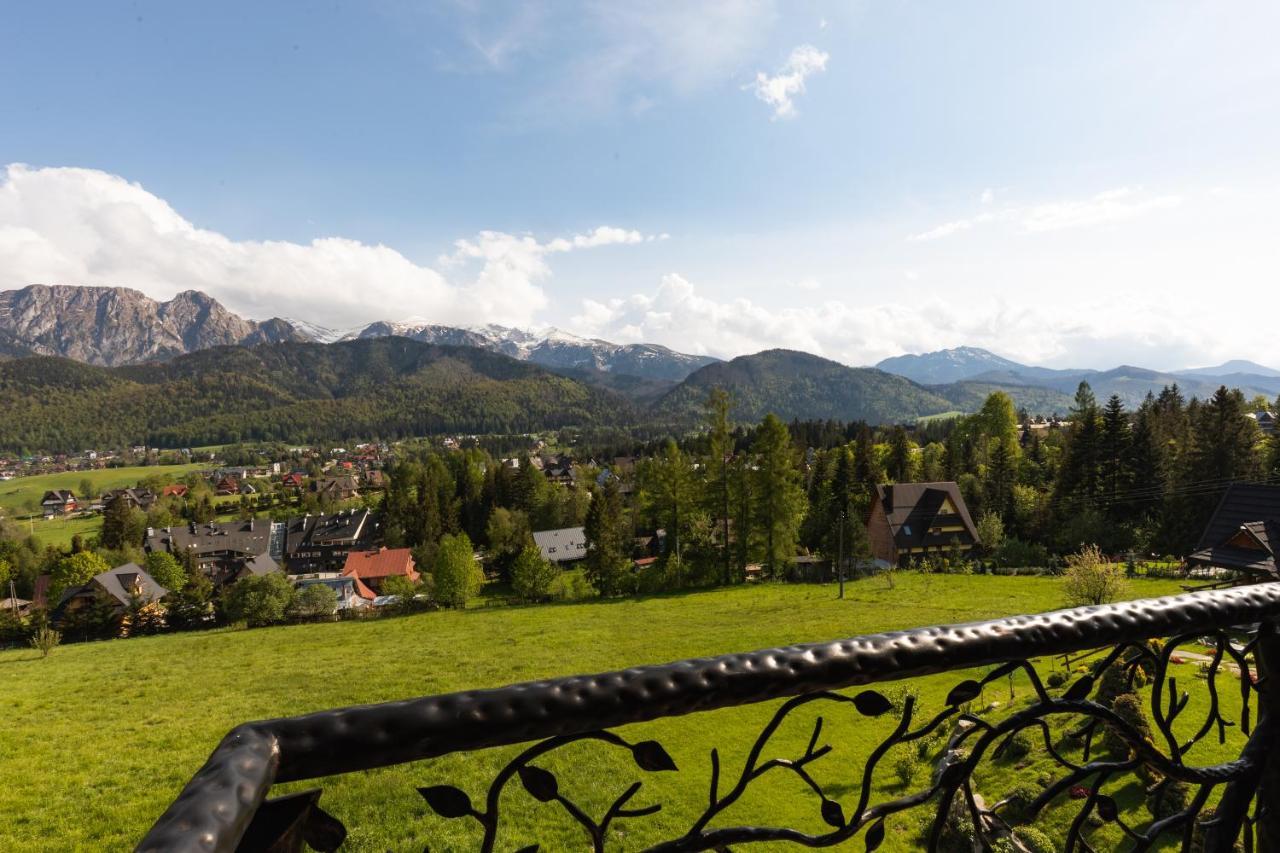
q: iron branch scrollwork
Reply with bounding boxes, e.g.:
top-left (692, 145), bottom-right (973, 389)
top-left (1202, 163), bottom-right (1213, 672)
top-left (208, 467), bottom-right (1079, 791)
top-left (417, 632), bottom-right (1267, 852)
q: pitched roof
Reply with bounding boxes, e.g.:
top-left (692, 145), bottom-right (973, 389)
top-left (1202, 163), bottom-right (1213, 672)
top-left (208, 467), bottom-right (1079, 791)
top-left (283, 509), bottom-right (376, 551)
top-left (146, 518), bottom-right (272, 559)
top-left (532, 526), bottom-right (588, 563)
top-left (342, 547), bottom-right (418, 581)
top-left (241, 553), bottom-right (281, 577)
top-left (1193, 484), bottom-right (1280, 552)
top-left (61, 563), bottom-right (168, 607)
top-left (872, 482), bottom-right (979, 550)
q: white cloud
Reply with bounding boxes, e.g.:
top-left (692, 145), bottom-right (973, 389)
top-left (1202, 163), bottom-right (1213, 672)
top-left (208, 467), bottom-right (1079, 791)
top-left (0, 164), bottom-right (657, 330)
top-left (746, 44), bottom-right (829, 119)
top-left (568, 272), bottom-right (1219, 369)
top-left (910, 187), bottom-right (1182, 241)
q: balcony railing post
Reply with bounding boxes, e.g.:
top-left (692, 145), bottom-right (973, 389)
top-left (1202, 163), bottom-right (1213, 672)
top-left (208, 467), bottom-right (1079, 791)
top-left (1253, 622), bottom-right (1280, 849)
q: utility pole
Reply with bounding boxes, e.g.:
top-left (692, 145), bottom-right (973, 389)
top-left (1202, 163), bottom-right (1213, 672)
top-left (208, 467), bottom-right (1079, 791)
top-left (837, 510), bottom-right (845, 599)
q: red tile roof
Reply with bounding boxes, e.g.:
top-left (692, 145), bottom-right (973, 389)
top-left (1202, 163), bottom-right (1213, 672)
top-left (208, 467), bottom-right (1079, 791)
top-left (342, 547), bottom-right (419, 583)
top-left (351, 575), bottom-right (377, 600)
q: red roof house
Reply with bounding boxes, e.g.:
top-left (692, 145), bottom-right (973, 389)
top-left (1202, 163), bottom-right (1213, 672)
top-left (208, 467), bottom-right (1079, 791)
top-left (341, 547), bottom-right (419, 593)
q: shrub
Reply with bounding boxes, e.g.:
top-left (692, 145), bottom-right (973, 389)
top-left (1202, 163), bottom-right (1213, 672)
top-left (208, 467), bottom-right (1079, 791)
top-left (894, 754), bottom-right (920, 787)
top-left (30, 624), bottom-right (60, 658)
top-left (1013, 826), bottom-right (1056, 853)
top-left (1104, 692), bottom-right (1154, 759)
top-left (1147, 780), bottom-right (1192, 821)
top-left (1046, 671), bottom-right (1067, 689)
top-left (1062, 544), bottom-right (1126, 606)
top-left (1000, 782), bottom-right (1041, 824)
top-left (290, 583), bottom-right (338, 620)
top-left (549, 569), bottom-right (598, 601)
top-left (1000, 730), bottom-right (1034, 762)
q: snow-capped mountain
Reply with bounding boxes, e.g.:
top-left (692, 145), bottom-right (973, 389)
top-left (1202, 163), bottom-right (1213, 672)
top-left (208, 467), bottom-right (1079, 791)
top-left (324, 320), bottom-right (718, 382)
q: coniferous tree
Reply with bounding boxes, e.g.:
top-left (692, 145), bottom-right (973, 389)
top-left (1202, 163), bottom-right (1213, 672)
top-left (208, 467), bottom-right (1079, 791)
top-left (704, 388), bottom-right (734, 585)
top-left (1099, 394), bottom-right (1131, 520)
top-left (583, 477), bottom-right (631, 596)
top-left (751, 414), bottom-right (805, 578)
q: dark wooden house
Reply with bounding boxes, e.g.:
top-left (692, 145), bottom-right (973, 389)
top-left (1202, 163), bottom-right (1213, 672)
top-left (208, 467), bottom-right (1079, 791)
top-left (866, 481), bottom-right (979, 566)
top-left (1186, 483), bottom-right (1280, 579)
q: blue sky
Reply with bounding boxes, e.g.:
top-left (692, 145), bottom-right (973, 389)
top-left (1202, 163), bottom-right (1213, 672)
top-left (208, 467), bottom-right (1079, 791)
top-left (3, 1), bottom-right (1279, 368)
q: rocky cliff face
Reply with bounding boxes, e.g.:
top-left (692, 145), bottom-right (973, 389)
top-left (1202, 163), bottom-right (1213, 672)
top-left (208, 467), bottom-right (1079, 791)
top-left (0, 285), bottom-right (303, 365)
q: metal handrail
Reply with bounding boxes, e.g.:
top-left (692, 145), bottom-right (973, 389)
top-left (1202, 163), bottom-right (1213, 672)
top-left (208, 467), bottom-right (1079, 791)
top-left (137, 582), bottom-right (1280, 852)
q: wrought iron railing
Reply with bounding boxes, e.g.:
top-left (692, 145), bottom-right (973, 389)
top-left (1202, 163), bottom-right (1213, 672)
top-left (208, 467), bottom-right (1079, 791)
top-left (138, 583), bottom-right (1280, 852)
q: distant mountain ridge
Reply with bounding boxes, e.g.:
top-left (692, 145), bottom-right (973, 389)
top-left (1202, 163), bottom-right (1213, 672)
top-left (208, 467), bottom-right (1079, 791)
top-left (0, 284), bottom-right (715, 382)
top-left (876, 346), bottom-right (1280, 408)
top-left (654, 349), bottom-right (1076, 424)
top-left (0, 338), bottom-right (632, 452)
top-left (0, 284), bottom-right (303, 366)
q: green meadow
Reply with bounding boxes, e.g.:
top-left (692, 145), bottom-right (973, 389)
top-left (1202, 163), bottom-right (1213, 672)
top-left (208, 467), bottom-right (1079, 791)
top-left (0, 574), bottom-right (1242, 851)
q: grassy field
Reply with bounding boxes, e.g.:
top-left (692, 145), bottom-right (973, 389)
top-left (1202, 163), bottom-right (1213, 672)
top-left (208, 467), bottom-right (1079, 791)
top-left (0, 575), bottom-right (1238, 852)
top-left (0, 464), bottom-right (207, 547)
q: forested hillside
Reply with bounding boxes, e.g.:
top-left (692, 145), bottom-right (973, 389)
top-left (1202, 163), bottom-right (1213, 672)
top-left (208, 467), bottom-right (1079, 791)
top-left (0, 338), bottom-right (632, 452)
top-left (655, 349), bottom-right (1076, 424)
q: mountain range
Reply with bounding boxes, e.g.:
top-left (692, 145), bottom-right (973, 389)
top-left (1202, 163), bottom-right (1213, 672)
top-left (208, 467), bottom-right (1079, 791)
top-left (874, 348), bottom-right (1280, 408)
top-left (0, 285), bottom-right (715, 382)
top-left (0, 284), bottom-right (1276, 452)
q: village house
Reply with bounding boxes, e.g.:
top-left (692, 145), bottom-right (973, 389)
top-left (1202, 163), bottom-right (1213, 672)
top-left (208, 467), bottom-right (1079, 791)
top-left (866, 481), bottom-right (980, 566)
top-left (541, 455), bottom-right (576, 487)
top-left (282, 508), bottom-right (379, 574)
top-left (311, 475), bottom-right (359, 502)
top-left (214, 476), bottom-right (241, 496)
top-left (56, 563), bottom-right (168, 618)
top-left (341, 547), bottom-right (418, 594)
top-left (1185, 483), bottom-right (1280, 580)
top-left (532, 526), bottom-right (588, 566)
top-left (41, 490), bottom-right (77, 518)
top-left (144, 519), bottom-right (276, 586)
top-left (161, 484), bottom-right (189, 499)
top-left (101, 488), bottom-right (157, 512)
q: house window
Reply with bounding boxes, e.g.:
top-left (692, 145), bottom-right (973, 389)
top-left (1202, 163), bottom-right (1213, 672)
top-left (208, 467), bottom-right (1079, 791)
top-left (902, 525), bottom-right (912, 536)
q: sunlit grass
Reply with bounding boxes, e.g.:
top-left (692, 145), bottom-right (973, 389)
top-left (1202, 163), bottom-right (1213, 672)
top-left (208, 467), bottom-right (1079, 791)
top-left (0, 574), bottom-right (1220, 851)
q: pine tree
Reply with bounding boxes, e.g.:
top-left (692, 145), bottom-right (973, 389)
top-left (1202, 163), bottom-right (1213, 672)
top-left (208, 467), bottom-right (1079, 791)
top-left (751, 414), bottom-right (805, 578)
top-left (704, 388), bottom-right (734, 585)
top-left (642, 439), bottom-right (695, 578)
top-left (584, 477), bottom-right (631, 596)
top-left (1099, 394), bottom-right (1131, 520)
top-left (887, 426), bottom-right (912, 482)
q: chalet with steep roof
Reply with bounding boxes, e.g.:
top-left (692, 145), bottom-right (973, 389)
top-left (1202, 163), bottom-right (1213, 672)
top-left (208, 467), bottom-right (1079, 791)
top-left (866, 482), bottom-right (979, 566)
top-left (1186, 483), bottom-right (1280, 579)
top-left (41, 490), bottom-right (77, 518)
top-left (57, 562), bottom-right (168, 617)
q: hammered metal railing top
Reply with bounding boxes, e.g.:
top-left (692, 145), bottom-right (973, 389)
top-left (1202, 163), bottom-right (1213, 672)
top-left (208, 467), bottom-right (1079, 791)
top-left (137, 582), bottom-right (1280, 853)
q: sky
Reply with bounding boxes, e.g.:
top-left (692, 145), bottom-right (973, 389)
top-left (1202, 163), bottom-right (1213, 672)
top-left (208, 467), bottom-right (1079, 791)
top-left (2, 1), bottom-right (1279, 370)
